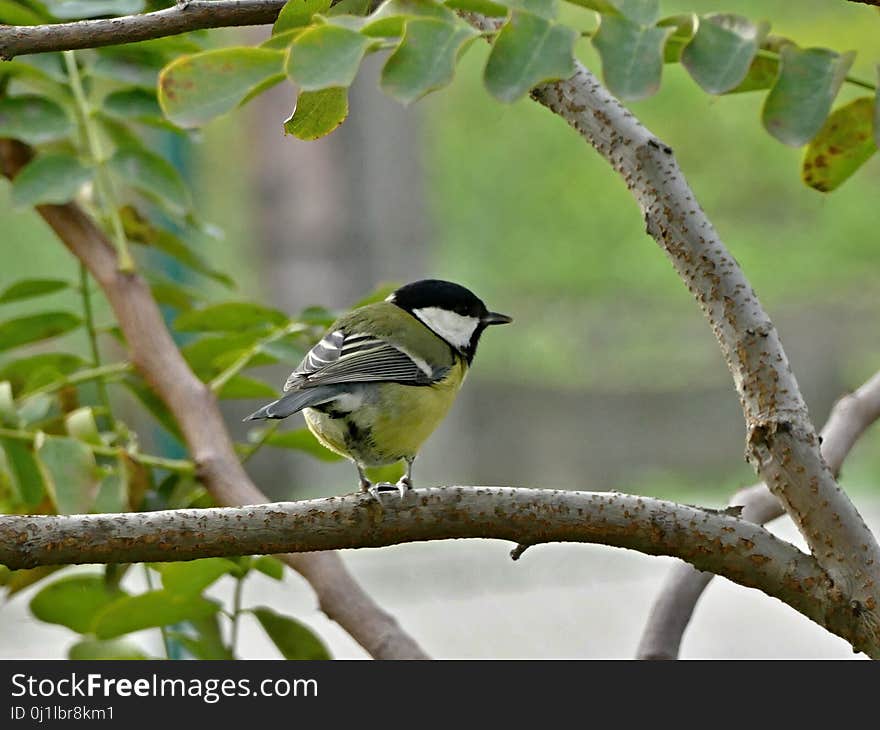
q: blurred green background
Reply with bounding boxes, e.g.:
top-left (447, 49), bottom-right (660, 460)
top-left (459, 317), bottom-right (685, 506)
top-left (2, 0), bottom-right (879, 504)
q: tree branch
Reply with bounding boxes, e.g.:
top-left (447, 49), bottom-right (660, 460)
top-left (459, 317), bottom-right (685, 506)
top-left (0, 1), bottom-right (288, 59)
top-left (0, 138), bottom-right (427, 661)
top-left (638, 370), bottom-right (880, 658)
top-left (5, 485), bottom-right (874, 653)
top-left (513, 58), bottom-right (880, 652)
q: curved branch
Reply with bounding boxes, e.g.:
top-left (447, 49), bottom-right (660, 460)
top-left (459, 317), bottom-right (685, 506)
top-left (0, 486), bottom-right (859, 645)
top-left (510, 59), bottom-right (880, 650)
top-left (638, 370), bottom-right (880, 659)
top-left (0, 138), bottom-right (427, 661)
top-left (0, 1), bottom-right (287, 59)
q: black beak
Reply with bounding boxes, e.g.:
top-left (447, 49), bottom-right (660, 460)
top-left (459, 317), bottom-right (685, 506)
top-left (482, 312), bottom-right (513, 326)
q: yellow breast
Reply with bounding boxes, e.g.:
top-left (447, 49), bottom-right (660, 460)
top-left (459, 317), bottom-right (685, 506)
top-left (303, 358), bottom-right (467, 466)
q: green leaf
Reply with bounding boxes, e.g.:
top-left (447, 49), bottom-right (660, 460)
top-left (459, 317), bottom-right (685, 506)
top-left (30, 574), bottom-right (126, 634)
top-left (102, 87), bottom-right (163, 121)
top-left (592, 14), bottom-right (673, 101)
top-left (0, 353), bottom-right (86, 395)
top-left (0, 0), bottom-right (46, 24)
top-left (10, 153), bottom-right (93, 208)
top-left (4, 566), bottom-right (61, 597)
top-left (363, 0), bottom-right (456, 38)
top-left (252, 607), bottom-right (331, 659)
top-left (18, 393), bottom-right (51, 426)
top-left (169, 614), bottom-right (233, 659)
top-left (443, 0), bottom-right (507, 16)
top-left (381, 18), bottom-right (477, 105)
top-left (327, 0), bottom-right (372, 15)
top-left (286, 23), bottom-right (371, 90)
top-left (875, 66), bottom-right (880, 148)
top-left (728, 55), bottom-right (781, 95)
top-left (156, 558), bottom-right (241, 595)
top-left (255, 427), bottom-right (344, 461)
top-left (681, 14), bottom-right (768, 95)
top-left (171, 633), bottom-right (233, 659)
top-left (0, 437), bottom-right (45, 506)
top-left (36, 434), bottom-right (99, 514)
top-left (181, 332), bottom-right (265, 378)
top-left (107, 146), bottom-right (191, 216)
top-left (93, 590), bottom-right (220, 639)
top-left (253, 555), bottom-right (285, 581)
top-left (0, 381), bottom-right (15, 425)
top-left (0, 312), bottom-right (82, 352)
top-left (284, 87), bottom-right (350, 140)
top-left (158, 47), bottom-right (285, 127)
top-left (570, 0), bottom-right (658, 26)
top-left (259, 333), bottom-right (306, 364)
top-left (148, 276), bottom-right (202, 312)
top-left (484, 12), bottom-right (578, 103)
top-left (217, 375), bottom-right (277, 399)
top-left (0, 95), bottom-right (73, 144)
top-left (175, 302), bottom-right (288, 333)
top-left (802, 97), bottom-right (877, 192)
top-left (762, 46), bottom-right (855, 147)
top-left (0, 278), bottom-right (69, 304)
top-left (120, 206), bottom-right (234, 288)
top-left (497, 0), bottom-right (557, 20)
top-left (92, 54), bottom-right (159, 90)
top-left (65, 407), bottom-right (102, 445)
top-left (94, 470), bottom-right (127, 514)
top-left (657, 14), bottom-right (695, 63)
top-left (122, 376), bottom-right (182, 440)
top-left (274, 0), bottom-right (332, 33)
top-left (45, 1), bottom-right (144, 19)
top-left (68, 637), bottom-right (150, 660)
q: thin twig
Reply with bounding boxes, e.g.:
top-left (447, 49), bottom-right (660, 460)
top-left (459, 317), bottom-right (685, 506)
top-left (240, 421), bottom-right (279, 464)
top-left (63, 51), bottom-right (134, 271)
top-left (230, 574), bottom-right (246, 653)
top-left (143, 565), bottom-right (173, 659)
top-left (24, 362), bottom-right (133, 400)
top-left (78, 263), bottom-right (118, 433)
top-left (209, 322), bottom-right (306, 394)
top-left (0, 425), bottom-right (194, 472)
top-left (0, 1), bottom-right (289, 58)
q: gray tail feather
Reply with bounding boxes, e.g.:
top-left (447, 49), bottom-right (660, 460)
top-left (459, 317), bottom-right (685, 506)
top-left (242, 388), bottom-right (336, 422)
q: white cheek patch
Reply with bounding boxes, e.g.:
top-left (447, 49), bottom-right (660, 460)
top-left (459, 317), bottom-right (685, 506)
top-left (413, 307), bottom-right (479, 350)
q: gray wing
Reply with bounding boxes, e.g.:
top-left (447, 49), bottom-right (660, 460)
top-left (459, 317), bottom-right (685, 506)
top-left (283, 331), bottom-right (442, 391)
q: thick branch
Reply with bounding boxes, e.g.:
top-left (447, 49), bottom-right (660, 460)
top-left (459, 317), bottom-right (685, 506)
top-left (506, 58), bottom-right (880, 650)
top-left (2, 486), bottom-right (865, 648)
top-left (638, 370), bottom-right (880, 659)
top-left (0, 1), bottom-right (287, 59)
top-left (0, 138), bottom-right (427, 661)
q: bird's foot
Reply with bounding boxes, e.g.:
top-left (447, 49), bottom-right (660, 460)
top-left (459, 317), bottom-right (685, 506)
top-left (368, 477), bottom-right (411, 501)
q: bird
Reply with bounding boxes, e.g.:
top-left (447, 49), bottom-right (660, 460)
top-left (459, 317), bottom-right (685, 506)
top-left (244, 279), bottom-right (512, 499)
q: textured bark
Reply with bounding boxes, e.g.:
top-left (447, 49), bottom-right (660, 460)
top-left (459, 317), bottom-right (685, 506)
top-left (1, 486), bottom-right (875, 654)
top-left (0, 1), bottom-right (287, 58)
top-left (516, 64), bottom-right (880, 655)
top-left (0, 488), bottom-right (839, 630)
top-left (0, 139), bottom-right (428, 661)
top-left (638, 371), bottom-right (880, 659)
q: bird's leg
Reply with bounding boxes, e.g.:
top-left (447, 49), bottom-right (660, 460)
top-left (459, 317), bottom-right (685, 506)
top-left (395, 457), bottom-right (415, 499)
top-left (357, 464), bottom-right (373, 494)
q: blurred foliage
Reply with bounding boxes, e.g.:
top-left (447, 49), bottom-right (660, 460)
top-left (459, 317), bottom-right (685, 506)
top-left (0, 0), bottom-right (879, 657)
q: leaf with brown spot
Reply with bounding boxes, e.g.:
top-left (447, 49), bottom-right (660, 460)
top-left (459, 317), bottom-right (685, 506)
top-left (802, 97), bottom-right (877, 192)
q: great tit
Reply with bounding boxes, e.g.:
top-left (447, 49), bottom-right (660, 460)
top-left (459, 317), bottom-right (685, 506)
top-left (244, 279), bottom-right (512, 499)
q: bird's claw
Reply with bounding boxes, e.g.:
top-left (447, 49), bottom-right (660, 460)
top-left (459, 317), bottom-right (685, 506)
top-left (365, 479), bottom-right (411, 502)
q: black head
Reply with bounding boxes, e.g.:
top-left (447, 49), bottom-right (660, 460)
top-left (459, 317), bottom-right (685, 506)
top-left (388, 279), bottom-right (512, 362)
